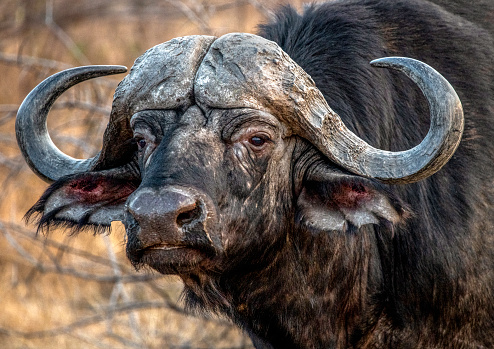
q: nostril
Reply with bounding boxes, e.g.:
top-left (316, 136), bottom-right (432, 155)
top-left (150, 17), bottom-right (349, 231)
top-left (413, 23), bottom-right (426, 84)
top-left (176, 202), bottom-right (202, 228)
top-left (126, 186), bottom-right (212, 236)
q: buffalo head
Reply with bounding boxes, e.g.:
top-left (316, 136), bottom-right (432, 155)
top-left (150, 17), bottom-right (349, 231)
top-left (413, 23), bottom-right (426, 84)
top-left (16, 33), bottom-right (463, 276)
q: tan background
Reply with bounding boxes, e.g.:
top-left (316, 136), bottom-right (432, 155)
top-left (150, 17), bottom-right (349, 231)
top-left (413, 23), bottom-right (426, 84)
top-left (0, 0), bottom-right (309, 348)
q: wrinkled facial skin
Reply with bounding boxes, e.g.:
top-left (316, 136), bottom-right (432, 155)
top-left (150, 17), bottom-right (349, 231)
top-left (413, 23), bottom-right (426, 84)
top-left (118, 34), bottom-right (398, 280)
top-left (23, 32), bottom-right (409, 348)
top-left (25, 34), bottom-right (402, 287)
top-left (124, 104), bottom-right (293, 276)
top-left (119, 34), bottom-right (304, 277)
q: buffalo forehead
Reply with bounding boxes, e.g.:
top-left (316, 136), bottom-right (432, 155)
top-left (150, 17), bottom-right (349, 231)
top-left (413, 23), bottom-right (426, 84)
top-left (96, 34), bottom-right (332, 171)
top-left (115, 35), bottom-right (216, 116)
top-left (93, 35), bottom-right (215, 170)
top-left (194, 33), bottom-right (287, 112)
top-left (194, 33), bottom-right (329, 134)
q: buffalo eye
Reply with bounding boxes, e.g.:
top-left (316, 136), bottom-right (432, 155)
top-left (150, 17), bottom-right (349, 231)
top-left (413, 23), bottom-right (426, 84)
top-left (136, 138), bottom-right (147, 150)
top-left (248, 135), bottom-right (269, 148)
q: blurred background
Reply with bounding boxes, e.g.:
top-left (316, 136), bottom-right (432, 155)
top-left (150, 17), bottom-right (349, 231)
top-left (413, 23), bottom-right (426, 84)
top-left (0, 0), bottom-right (306, 348)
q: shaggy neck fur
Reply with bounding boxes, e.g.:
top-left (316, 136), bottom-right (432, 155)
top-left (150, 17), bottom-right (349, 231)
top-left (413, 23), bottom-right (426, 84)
top-left (181, 223), bottom-right (392, 348)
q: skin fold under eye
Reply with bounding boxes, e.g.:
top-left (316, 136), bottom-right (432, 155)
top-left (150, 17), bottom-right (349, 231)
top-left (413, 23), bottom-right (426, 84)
top-left (132, 128), bottom-right (158, 169)
top-left (130, 111), bottom-right (167, 170)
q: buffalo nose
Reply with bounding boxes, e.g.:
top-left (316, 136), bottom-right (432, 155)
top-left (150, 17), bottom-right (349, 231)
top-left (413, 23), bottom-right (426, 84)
top-left (126, 186), bottom-right (206, 240)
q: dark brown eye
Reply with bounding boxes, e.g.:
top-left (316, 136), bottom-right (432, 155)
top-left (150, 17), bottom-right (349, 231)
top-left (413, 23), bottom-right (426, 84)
top-left (249, 136), bottom-right (267, 147)
top-left (136, 138), bottom-right (147, 149)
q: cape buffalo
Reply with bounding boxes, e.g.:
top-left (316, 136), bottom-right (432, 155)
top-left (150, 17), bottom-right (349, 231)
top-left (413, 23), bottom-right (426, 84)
top-left (15, 0), bottom-right (494, 348)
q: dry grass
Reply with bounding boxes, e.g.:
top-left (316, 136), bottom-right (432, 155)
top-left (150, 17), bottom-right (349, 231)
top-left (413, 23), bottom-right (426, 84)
top-left (0, 0), bottom-right (307, 347)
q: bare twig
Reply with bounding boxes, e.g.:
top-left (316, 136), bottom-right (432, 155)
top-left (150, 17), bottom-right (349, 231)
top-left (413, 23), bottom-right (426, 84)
top-left (0, 301), bottom-right (168, 339)
top-left (0, 1), bottom-right (268, 347)
top-left (45, 0), bottom-right (91, 65)
top-left (1, 226), bottom-right (160, 283)
top-left (247, 0), bottom-right (274, 18)
top-left (6, 222), bottom-right (129, 269)
top-left (0, 52), bottom-right (72, 70)
top-left (103, 234), bottom-right (145, 346)
top-left (166, 0), bottom-right (213, 34)
top-left (51, 101), bottom-right (112, 116)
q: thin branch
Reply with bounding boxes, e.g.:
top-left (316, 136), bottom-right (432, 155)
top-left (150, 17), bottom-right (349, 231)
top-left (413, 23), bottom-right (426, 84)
top-left (0, 52), bottom-right (121, 89)
top-left (69, 331), bottom-right (119, 349)
top-left (45, 0), bottom-right (91, 65)
top-left (247, 0), bottom-right (274, 18)
top-left (6, 222), bottom-right (129, 270)
top-left (103, 332), bottom-right (145, 349)
top-left (166, 0), bottom-right (213, 34)
top-left (0, 52), bottom-right (72, 70)
top-left (51, 101), bottom-right (112, 116)
top-left (1, 226), bottom-right (160, 283)
top-left (0, 153), bottom-right (23, 170)
top-left (0, 301), bottom-right (168, 339)
top-left (103, 234), bottom-right (144, 345)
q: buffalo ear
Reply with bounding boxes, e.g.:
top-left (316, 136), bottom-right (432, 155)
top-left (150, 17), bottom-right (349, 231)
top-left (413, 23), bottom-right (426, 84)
top-left (26, 167), bottom-right (140, 234)
top-left (296, 170), bottom-right (407, 234)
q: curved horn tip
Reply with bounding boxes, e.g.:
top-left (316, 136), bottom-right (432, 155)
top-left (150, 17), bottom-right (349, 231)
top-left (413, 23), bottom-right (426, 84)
top-left (369, 57), bottom-right (434, 76)
top-left (370, 56), bottom-right (411, 68)
top-left (16, 64), bottom-right (128, 183)
top-left (102, 65), bottom-right (128, 74)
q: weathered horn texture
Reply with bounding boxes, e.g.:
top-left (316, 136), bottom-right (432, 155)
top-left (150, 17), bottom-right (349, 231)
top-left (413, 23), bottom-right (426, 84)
top-left (18, 33), bottom-right (463, 184)
top-left (92, 35), bottom-right (217, 171)
top-left (15, 65), bottom-right (127, 183)
top-left (328, 57), bottom-right (464, 183)
top-left (195, 33), bottom-right (464, 184)
top-left (16, 35), bottom-right (217, 180)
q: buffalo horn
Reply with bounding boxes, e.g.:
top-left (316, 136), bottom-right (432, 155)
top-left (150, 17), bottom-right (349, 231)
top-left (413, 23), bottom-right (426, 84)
top-left (307, 57), bottom-right (464, 184)
top-left (16, 65), bottom-right (127, 183)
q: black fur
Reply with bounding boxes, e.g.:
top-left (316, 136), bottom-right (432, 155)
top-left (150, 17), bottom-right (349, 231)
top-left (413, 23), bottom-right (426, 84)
top-left (225, 0), bottom-right (494, 346)
top-left (27, 1), bottom-right (494, 347)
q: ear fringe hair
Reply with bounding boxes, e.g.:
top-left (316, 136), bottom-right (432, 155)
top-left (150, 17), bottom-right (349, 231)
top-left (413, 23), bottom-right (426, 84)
top-left (24, 174), bottom-right (118, 236)
top-left (25, 199), bottom-right (111, 236)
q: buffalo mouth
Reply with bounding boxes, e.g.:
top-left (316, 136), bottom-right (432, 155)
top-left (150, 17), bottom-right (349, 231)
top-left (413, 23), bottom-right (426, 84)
top-left (125, 222), bottom-right (218, 274)
top-left (133, 245), bottom-right (213, 275)
top-left (146, 243), bottom-right (187, 251)
top-left (122, 185), bottom-right (219, 274)
top-left (127, 241), bottom-right (217, 274)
